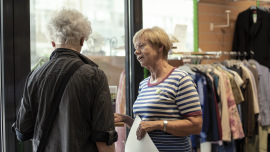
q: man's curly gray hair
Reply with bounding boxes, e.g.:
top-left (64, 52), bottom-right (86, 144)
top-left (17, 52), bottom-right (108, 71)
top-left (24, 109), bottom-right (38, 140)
top-left (46, 8), bottom-right (92, 45)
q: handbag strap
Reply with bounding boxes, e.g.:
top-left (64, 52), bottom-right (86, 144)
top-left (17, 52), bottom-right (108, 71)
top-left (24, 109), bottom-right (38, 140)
top-left (37, 61), bottom-right (84, 152)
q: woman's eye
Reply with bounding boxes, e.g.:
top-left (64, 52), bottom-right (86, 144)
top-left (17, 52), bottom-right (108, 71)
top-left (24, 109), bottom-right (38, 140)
top-left (139, 44), bottom-right (145, 49)
top-left (135, 43), bottom-right (146, 50)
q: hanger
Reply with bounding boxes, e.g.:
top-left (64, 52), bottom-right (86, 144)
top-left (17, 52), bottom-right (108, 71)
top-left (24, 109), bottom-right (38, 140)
top-left (250, 5), bottom-right (257, 10)
top-left (250, 5), bottom-right (258, 23)
top-left (250, 50), bottom-right (255, 59)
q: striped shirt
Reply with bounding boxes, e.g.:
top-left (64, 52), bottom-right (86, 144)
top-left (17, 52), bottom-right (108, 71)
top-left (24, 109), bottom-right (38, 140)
top-left (133, 68), bottom-right (202, 152)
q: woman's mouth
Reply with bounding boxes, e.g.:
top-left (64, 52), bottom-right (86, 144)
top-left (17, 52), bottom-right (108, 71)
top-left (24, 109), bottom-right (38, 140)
top-left (137, 57), bottom-right (143, 61)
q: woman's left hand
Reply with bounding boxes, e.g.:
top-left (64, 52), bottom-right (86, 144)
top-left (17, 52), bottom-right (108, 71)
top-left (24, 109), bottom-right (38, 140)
top-left (136, 121), bottom-right (162, 140)
top-left (136, 124), bottom-right (146, 140)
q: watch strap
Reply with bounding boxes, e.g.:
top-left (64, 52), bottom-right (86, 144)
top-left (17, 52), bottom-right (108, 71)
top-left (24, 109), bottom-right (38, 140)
top-left (163, 120), bottom-right (168, 132)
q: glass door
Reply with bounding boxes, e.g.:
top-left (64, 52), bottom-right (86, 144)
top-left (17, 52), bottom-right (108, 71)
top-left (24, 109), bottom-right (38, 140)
top-left (30, 0), bottom-right (126, 151)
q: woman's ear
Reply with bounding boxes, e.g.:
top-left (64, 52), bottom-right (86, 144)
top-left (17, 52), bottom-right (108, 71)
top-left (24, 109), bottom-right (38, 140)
top-left (80, 37), bottom-right (85, 46)
top-left (158, 46), bottom-right (163, 53)
top-left (51, 41), bottom-right (56, 47)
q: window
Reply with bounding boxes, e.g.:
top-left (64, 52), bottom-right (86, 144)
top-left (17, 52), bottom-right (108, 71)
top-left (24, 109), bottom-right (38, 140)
top-left (143, 0), bottom-right (194, 52)
top-left (30, 0), bottom-right (125, 86)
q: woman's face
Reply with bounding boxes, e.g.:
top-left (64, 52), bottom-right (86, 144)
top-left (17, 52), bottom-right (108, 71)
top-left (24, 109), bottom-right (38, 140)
top-left (134, 39), bottom-right (159, 68)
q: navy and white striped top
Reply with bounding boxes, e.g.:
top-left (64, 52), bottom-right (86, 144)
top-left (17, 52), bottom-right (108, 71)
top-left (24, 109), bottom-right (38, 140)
top-left (133, 68), bottom-right (202, 152)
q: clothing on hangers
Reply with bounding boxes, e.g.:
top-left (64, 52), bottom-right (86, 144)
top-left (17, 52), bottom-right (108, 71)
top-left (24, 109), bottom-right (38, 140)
top-left (177, 57), bottom-right (269, 152)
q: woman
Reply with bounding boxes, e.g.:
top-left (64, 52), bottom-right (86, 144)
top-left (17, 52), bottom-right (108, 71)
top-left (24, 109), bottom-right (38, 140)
top-left (13, 8), bottom-right (117, 152)
top-left (114, 26), bottom-right (202, 152)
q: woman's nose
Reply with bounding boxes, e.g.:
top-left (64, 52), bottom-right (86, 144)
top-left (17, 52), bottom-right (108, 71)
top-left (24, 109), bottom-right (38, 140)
top-left (134, 49), bottom-right (140, 55)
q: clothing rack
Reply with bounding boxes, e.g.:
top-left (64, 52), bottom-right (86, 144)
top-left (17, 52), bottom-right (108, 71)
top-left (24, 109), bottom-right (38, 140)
top-left (168, 55), bottom-right (220, 60)
top-left (168, 51), bottom-right (252, 67)
top-left (170, 51), bottom-right (252, 57)
top-left (168, 52), bottom-right (222, 66)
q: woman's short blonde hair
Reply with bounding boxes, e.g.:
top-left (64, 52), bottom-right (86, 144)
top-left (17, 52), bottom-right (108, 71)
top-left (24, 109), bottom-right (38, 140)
top-left (46, 8), bottom-right (92, 45)
top-left (133, 26), bottom-right (172, 59)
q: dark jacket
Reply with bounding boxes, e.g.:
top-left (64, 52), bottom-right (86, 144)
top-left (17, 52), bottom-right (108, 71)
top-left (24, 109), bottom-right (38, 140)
top-left (232, 6), bottom-right (270, 68)
top-left (14, 48), bottom-right (117, 152)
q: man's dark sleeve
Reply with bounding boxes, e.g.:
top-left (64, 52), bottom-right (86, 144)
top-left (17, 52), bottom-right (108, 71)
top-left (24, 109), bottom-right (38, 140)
top-left (12, 72), bottom-right (34, 142)
top-left (90, 69), bottom-right (117, 145)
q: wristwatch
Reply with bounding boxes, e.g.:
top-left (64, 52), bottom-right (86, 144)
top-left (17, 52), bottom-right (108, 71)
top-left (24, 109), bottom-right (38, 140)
top-left (163, 120), bottom-right (168, 132)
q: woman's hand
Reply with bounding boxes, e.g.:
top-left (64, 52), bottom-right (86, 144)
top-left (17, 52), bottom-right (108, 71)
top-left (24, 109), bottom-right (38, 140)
top-left (136, 124), bottom-right (146, 140)
top-left (136, 121), bottom-right (163, 140)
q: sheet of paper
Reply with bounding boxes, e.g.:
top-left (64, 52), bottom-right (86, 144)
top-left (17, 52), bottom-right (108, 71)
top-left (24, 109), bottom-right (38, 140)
top-left (125, 115), bottom-right (159, 152)
top-left (173, 24), bottom-right (187, 52)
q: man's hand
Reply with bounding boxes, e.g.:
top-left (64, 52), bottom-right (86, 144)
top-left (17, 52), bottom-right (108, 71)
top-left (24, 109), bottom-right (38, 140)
top-left (114, 113), bottom-right (123, 123)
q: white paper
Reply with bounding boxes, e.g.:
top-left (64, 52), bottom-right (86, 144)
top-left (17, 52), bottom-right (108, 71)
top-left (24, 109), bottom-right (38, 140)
top-left (125, 115), bottom-right (159, 152)
top-left (173, 24), bottom-right (187, 52)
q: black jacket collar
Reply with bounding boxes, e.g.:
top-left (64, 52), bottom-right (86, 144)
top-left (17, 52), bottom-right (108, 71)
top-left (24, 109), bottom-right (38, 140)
top-left (50, 48), bottom-right (98, 67)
